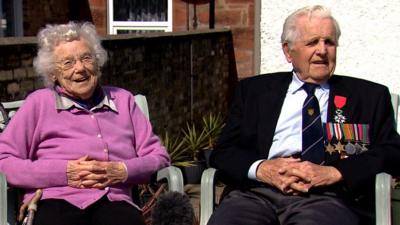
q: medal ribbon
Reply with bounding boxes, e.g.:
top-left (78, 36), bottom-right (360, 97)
top-left (325, 123), bottom-right (333, 142)
top-left (362, 124), bottom-right (370, 144)
top-left (343, 124), bottom-right (355, 141)
top-left (334, 95), bottom-right (347, 109)
top-left (353, 124), bottom-right (359, 142)
top-left (358, 124), bottom-right (363, 142)
top-left (334, 123), bottom-right (343, 141)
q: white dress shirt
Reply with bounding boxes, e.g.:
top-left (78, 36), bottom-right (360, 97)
top-left (248, 73), bottom-right (330, 179)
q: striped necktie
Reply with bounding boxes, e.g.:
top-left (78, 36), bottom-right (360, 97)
top-left (301, 83), bottom-right (325, 164)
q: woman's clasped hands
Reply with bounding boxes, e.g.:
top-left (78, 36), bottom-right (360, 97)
top-left (67, 155), bottom-right (128, 189)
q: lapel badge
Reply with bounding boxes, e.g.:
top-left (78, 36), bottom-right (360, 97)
top-left (308, 108), bottom-right (315, 116)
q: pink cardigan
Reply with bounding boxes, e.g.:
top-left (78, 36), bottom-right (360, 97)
top-left (0, 86), bottom-right (170, 209)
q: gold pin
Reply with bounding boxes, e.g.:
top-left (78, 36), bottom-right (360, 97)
top-left (307, 108), bottom-right (315, 116)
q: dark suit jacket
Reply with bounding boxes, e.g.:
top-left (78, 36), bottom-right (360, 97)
top-left (210, 72), bottom-right (400, 199)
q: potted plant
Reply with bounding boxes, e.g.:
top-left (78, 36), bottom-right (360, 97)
top-left (182, 123), bottom-right (209, 161)
top-left (159, 114), bottom-right (225, 184)
top-left (201, 113), bottom-right (225, 167)
top-left (180, 123), bottom-right (209, 184)
top-left (161, 132), bottom-right (193, 167)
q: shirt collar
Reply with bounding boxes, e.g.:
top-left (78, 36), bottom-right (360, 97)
top-left (288, 71), bottom-right (330, 94)
top-left (53, 87), bottom-right (118, 112)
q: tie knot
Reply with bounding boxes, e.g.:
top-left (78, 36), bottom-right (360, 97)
top-left (302, 83), bottom-right (318, 96)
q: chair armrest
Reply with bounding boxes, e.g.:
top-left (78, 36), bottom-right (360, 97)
top-left (156, 166), bottom-right (184, 194)
top-left (0, 172), bottom-right (7, 225)
top-left (376, 172), bottom-right (392, 225)
top-left (200, 168), bottom-right (217, 225)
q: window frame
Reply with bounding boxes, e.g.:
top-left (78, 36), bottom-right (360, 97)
top-left (0, 0), bottom-right (23, 37)
top-left (107, 0), bottom-right (173, 34)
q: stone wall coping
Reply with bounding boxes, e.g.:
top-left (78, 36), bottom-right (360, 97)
top-left (0, 37), bottom-right (37, 46)
top-left (103, 28), bottom-right (231, 41)
top-left (0, 28), bottom-right (231, 46)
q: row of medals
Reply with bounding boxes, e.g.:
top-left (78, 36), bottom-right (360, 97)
top-left (326, 110), bottom-right (368, 157)
top-left (325, 141), bottom-right (368, 157)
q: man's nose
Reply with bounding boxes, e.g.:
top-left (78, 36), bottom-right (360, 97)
top-left (316, 41), bottom-right (327, 54)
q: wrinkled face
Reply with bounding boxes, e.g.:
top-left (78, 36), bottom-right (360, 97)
top-left (52, 39), bottom-right (99, 100)
top-left (283, 16), bottom-right (337, 84)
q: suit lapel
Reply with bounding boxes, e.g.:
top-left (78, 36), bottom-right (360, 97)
top-left (257, 74), bottom-right (292, 156)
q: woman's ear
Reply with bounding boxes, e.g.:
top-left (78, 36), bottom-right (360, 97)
top-left (50, 74), bottom-right (57, 82)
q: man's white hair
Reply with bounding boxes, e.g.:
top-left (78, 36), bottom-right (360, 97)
top-left (281, 5), bottom-right (341, 49)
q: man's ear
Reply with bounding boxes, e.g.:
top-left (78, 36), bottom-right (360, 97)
top-left (282, 43), bottom-right (292, 63)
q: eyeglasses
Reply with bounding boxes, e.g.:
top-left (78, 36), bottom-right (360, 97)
top-left (56, 53), bottom-right (95, 71)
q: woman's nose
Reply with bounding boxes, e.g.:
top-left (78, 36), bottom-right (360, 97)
top-left (73, 59), bottom-right (85, 71)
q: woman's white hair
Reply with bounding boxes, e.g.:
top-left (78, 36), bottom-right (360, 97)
top-left (33, 21), bottom-right (107, 87)
top-left (281, 5), bottom-right (341, 49)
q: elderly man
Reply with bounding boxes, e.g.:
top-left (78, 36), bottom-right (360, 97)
top-left (208, 5), bottom-right (400, 225)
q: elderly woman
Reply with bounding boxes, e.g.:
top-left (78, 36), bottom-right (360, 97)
top-left (0, 22), bottom-right (170, 225)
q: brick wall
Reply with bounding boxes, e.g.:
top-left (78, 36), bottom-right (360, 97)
top-left (0, 29), bottom-right (237, 136)
top-left (87, 0), bottom-right (107, 35)
top-left (23, 0), bottom-right (71, 36)
top-left (172, 0), bottom-right (255, 78)
top-left (21, 0), bottom-right (254, 78)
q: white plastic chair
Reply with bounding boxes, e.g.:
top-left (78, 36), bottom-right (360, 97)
top-left (200, 93), bottom-right (400, 225)
top-left (0, 94), bottom-right (184, 225)
top-left (375, 93), bottom-right (399, 225)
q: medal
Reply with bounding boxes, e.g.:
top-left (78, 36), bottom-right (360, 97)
top-left (325, 143), bottom-right (336, 154)
top-left (345, 142), bottom-right (356, 155)
top-left (361, 143), bottom-right (368, 152)
top-left (324, 123), bottom-right (335, 155)
top-left (334, 95), bottom-right (347, 123)
top-left (354, 143), bottom-right (363, 154)
top-left (335, 141), bottom-right (345, 153)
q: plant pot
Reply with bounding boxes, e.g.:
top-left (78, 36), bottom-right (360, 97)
top-left (201, 149), bottom-right (213, 168)
top-left (392, 188), bottom-right (400, 224)
top-left (180, 160), bottom-right (206, 184)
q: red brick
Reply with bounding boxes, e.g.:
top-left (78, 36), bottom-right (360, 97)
top-left (198, 10), bottom-right (209, 24)
top-left (216, 10), bottom-right (243, 26)
top-left (236, 61), bottom-right (254, 78)
top-left (225, 0), bottom-right (253, 3)
top-left (232, 28), bottom-right (254, 49)
top-left (88, 0), bottom-right (106, 8)
top-left (173, 7), bottom-right (187, 28)
top-left (91, 9), bottom-right (106, 32)
top-left (173, 0), bottom-right (189, 31)
top-left (248, 4), bottom-right (254, 25)
top-left (235, 49), bottom-right (253, 62)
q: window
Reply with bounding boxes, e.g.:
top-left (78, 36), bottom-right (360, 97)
top-left (108, 0), bottom-right (172, 34)
top-left (0, 0), bottom-right (23, 37)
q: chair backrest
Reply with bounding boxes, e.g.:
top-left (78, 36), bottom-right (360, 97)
top-left (0, 173), bottom-right (6, 225)
top-left (135, 94), bottom-right (150, 119)
top-left (391, 93), bottom-right (399, 132)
